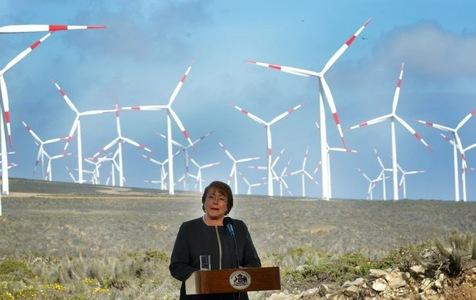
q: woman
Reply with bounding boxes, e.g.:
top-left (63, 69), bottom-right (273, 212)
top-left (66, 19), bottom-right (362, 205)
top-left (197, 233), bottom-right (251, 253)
top-left (169, 181), bottom-right (261, 300)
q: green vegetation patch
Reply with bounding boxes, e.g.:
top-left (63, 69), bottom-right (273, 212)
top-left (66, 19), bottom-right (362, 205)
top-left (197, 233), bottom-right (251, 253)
top-left (283, 242), bottom-right (431, 286)
top-left (0, 259), bottom-right (34, 281)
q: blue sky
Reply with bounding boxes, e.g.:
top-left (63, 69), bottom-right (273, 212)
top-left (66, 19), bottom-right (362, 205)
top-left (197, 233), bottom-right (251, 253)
top-left (1, 0), bottom-right (476, 200)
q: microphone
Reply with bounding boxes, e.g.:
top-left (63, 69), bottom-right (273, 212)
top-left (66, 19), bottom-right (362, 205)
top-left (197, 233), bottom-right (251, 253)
top-left (223, 217), bottom-right (240, 269)
top-left (223, 217), bottom-right (235, 236)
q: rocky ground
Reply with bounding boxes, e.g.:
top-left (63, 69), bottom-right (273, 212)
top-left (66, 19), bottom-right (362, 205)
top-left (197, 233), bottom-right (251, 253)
top-left (263, 250), bottom-right (476, 299)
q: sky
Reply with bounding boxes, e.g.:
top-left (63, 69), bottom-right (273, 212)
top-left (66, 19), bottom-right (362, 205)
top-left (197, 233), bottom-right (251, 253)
top-left (1, 0), bottom-right (476, 200)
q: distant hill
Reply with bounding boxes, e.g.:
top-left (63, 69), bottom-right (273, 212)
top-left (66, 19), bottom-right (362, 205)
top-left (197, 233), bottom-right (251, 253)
top-left (7, 177), bottom-right (180, 196)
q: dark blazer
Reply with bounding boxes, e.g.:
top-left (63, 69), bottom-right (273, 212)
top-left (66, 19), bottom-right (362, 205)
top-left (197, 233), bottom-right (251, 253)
top-left (169, 217), bottom-right (261, 300)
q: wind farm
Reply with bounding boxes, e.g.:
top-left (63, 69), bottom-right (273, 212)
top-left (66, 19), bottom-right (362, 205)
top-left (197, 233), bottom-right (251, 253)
top-left (1, 1), bottom-right (476, 299)
top-left (0, 11), bottom-right (474, 203)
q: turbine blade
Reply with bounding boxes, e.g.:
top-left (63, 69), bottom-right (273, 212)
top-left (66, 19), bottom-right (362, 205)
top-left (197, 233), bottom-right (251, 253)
top-left (456, 109), bottom-right (476, 131)
top-left (0, 76), bottom-right (13, 144)
top-left (247, 60), bottom-right (317, 77)
top-left (0, 24), bottom-right (105, 33)
top-left (168, 65), bottom-right (191, 106)
top-left (321, 18), bottom-right (372, 74)
top-left (269, 104), bottom-right (303, 125)
top-left (417, 119), bottom-right (453, 133)
top-left (64, 117), bottom-right (79, 151)
top-left (350, 114), bottom-right (392, 130)
top-left (233, 104), bottom-right (267, 125)
top-left (320, 78), bottom-right (345, 145)
top-left (391, 63), bottom-right (405, 114)
top-left (394, 115), bottom-right (430, 148)
top-left (1, 32), bottom-right (51, 75)
top-left (168, 109), bottom-right (193, 147)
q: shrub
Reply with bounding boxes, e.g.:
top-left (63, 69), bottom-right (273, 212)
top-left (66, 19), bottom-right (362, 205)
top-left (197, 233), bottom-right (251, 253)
top-left (0, 259), bottom-right (34, 281)
top-left (434, 232), bottom-right (474, 277)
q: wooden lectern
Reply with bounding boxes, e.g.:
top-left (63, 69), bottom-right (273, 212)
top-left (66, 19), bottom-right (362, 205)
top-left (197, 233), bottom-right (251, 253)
top-left (185, 267), bottom-right (280, 295)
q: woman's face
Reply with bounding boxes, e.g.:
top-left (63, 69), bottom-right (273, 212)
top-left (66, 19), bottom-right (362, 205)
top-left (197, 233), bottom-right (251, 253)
top-left (204, 187), bottom-right (228, 220)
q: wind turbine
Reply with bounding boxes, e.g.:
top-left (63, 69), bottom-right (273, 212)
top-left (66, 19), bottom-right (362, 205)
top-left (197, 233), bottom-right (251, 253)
top-left (45, 152), bottom-right (72, 181)
top-left (239, 171), bottom-right (264, 195)
top-left (85, 157), bottom-right (106, 184)
top-left (248, 18), bottom-right (371, 200)
top-left (357, 168), bottom-right (387, 200)
top-left (232, 103), bottom-right (302, 196)
top-left (190, 158), bottom-right (220, 192)
top-left (417, 109), bottom-right (475, 201)
top-left (122, 66), bottom-right (194, 195)
top-left (21, 120), bottom-right (69, 178)
top-left (276, 159), bottom-right (292, 197)
top-left (53, 81), bottom-right (115, 184)
top-left (218, 141), bottom-right (260, 194)
top-left (397, 164), bottom-right (425, 199)
top-left (372, 147), bottom-right (391, 201)
top-left (0, 24), bottom-right (104, 196)
top-left (142, 154), bottom-right (168, 190)
top-left (290, 147), bottom-right (318, 197)
top-left (159, 130), bottom-right (213, 190)
top-left (248, 148), bottom-right (288, 195)
top-left (350, 63), bottom-right (430, 200)
top-left (91, 105), bottom-right (153, 187)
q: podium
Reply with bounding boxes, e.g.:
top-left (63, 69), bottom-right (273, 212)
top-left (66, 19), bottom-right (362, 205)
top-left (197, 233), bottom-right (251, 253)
top-left (185, 267), bottom-right (281, 295)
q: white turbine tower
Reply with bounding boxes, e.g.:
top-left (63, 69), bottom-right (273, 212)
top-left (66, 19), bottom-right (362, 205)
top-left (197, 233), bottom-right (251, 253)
top-left (397, 164), bottom-right (424, 199)
top-left (45, 152), bottom-right (72, 181)
top-left (218, 141), bottom-right (260, 194)
top-left (372, 147), bottom-right (392, 201)
top-left (290, 147), bottom-right (318, 197)
top-left (350, 63), bottom-right (430, 200)
top-left (53, 81), bottom-right (115, 184)
top-left (190, 158), bottom-right (220, 192)
top-left (417, 109), bottom-right (475, 201)
top-left (232, 103), bottom-right (302, 196)
top-left (142, 154), bottom-right (168, 190)
top-left (122, 66), bottom-right (194, 195)
top-left (248, 18), bottom-right (371, 200)
top-left (91, 105), bottom-right (153, 187)
top-left (0, 24), bottom-right (104, 198)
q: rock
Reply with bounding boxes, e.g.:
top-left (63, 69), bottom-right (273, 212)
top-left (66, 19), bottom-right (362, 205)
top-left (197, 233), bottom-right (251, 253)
top-left (326, 292), bottom-right (347, 300)
top-left (419, 278), bottom-right (433, 292)
top-left (434, 279), bottom-right (443, 290)
top-left (300, 288), bottom-right (320, 299)
top-left (318, 283), bottom-right (335, 296)
top-left (349, 277), bottom-right (365, 287)
top-left (369, 269), bottom-right (388, 278)
top-left (388, 275), bottom-right (407, 289)
top-left (410, 265), bottom-right (425, 275)
top-left (343, 285), bottom-right (359, 297)
top-left (268, 292), bottom-right (297, 300)
top-left (438, 273), bottom-right (446, 281)
top-left (372, 278), bottom-right (388, 292)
